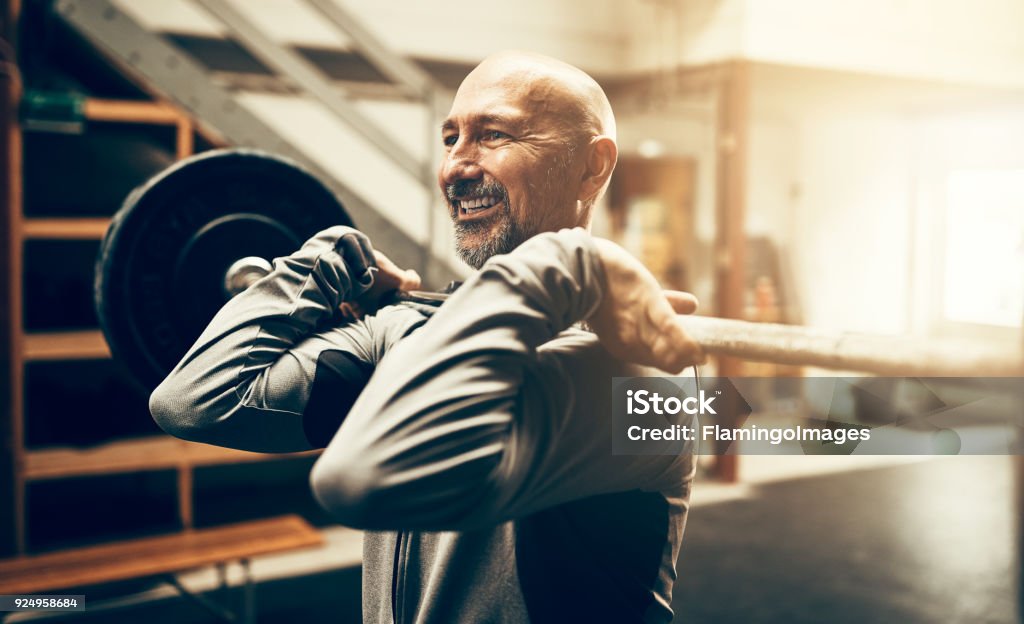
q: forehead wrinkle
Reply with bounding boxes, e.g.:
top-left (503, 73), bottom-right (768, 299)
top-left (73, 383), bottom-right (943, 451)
top-left (476, 84), bottom-right (581, 144)
top-left (456, 52), bottom-right (616, 141)
top-left (443, 99), bottom-right (530, 130)
top-left (464, 113), bottom-right (527, 130)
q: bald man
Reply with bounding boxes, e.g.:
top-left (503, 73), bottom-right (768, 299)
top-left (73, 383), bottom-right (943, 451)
top-left (151, 51), bottom-right (703, 623)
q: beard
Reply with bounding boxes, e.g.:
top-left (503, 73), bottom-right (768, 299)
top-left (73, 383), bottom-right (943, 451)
top-left (447, 181), bottom-right (534, 269)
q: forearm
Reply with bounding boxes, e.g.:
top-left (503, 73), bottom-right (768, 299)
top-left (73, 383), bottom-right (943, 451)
top-left (311, 228), bottom-right (606, 529)
top-left (150, 226), bottom-right (375, 453)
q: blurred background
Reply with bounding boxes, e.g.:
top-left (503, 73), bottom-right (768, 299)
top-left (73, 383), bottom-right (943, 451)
top-left (1, 0), bottom-right (1022, 622)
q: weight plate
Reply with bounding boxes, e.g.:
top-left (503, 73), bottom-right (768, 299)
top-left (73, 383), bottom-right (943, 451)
top-left (96, 148), bottom-right (353, 392)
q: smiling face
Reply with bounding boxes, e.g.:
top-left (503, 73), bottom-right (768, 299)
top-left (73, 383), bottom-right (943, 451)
top-left (439, 53), bottom-right (617, 268)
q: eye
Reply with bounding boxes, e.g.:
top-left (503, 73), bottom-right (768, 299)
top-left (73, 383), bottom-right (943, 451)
top-left (482, 130), bottom-right (510, 142)
top-left (442, 133), bottom-right (458, 147)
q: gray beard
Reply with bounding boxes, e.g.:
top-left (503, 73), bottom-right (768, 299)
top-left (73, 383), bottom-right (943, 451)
top-left (452, 205), bottom-right (533, 269)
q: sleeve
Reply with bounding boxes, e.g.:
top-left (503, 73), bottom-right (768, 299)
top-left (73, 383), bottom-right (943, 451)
top-left (149, 226), bottom-right (385, 453)
top-left (309, 227), bottom-right (687, 531)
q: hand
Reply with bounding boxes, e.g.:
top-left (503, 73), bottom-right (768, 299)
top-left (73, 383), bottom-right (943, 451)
top-left (587, 238), bottom-right (705, 373)
top-left (335, 231), bottom-right (421, 321)
top-left (363, 250), bottom-right (422, 300)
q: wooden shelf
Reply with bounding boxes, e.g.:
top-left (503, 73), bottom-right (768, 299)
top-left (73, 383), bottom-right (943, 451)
top-left (21, 217), bottom-right (111, 240)
top-left (82, 98), bottom-right (183, 125)
top-left (5, 7), bottom-right (227, 556)
top-left (24, 436), bottom-right (320, 481)
top-left (23, 330), bottom-right (110, 361)
top-left (0, 515), bottom-right (324, 595)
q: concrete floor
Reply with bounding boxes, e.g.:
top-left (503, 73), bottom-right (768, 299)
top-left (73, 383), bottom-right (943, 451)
top-left (675, 455), bottom-right (1017, 623)
top-left (11, 455), bottom-right (1018, 623)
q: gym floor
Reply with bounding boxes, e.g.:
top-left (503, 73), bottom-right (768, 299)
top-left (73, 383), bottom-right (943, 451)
top-left (11, 455), bottom-right (1014, 623)
top-left (674, 455), bottom-right (1015, 623)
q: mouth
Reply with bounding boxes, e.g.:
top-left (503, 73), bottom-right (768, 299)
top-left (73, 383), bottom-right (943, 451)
top-left (453, 195), bottom-right (503, 222)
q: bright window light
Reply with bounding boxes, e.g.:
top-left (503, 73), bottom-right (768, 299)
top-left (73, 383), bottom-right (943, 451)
top-left (944, 170), bottom-right (1024, 328)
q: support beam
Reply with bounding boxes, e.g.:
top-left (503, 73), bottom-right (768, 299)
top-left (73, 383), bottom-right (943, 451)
top-left (713, 60), bottom-right (750, 482)
top-left (1017, 282), bottom-right (1024, 615)
top-left (1, 0), bottom-right (23, 556)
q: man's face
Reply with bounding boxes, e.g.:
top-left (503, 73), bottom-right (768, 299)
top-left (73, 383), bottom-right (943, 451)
top-left (439, 72), bottom-right (584, 269)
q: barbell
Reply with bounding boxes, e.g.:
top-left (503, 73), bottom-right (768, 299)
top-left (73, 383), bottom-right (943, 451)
top-left (95, 148), bottom-right (355, 390)
top-left (94, 148), bottom-right (1024, 392)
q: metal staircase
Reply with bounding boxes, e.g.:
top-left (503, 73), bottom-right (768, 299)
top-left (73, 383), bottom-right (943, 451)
top-left (55, 0), bottom-right (460, 286)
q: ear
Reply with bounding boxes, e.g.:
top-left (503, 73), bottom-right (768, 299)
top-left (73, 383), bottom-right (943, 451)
top-left (577, 136), bottom-right (618, 203)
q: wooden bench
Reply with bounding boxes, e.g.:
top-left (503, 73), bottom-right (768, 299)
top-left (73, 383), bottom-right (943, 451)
top-left (0, 515), bottom-right (323, 622)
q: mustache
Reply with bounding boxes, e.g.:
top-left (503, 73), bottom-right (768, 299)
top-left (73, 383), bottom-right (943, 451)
top-left (445, 180), bottom-right (508, 202)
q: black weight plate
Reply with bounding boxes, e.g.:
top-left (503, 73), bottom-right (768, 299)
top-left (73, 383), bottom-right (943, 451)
top-left (96, 148), bottom-right (353, 393)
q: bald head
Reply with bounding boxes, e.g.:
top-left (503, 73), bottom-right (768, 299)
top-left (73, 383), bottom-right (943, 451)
top-left (439, 51), bottom-right (618, 269)
top-left (462, 51), bottom-right (616, 141)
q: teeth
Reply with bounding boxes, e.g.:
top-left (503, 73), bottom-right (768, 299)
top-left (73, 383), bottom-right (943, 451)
top-left (458, 196), bottom-right (499, 214)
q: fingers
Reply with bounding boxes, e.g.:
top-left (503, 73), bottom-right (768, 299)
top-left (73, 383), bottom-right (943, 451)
top-left (400, 269), bottom-right (422, 291)
top-left (335, 232), bottom-right (422, 321)
top-left (650, 316), bottom-right (706, 373)
top-left (336, 231), bottom-right (377, 292)
top-left (373, 251), bottom-right (420, 291)
top-left (353, 230), bottom-right (377, 269)
top-left (664, 290), bottom-right (699, 315)
top-left (372, 250), bottom-right (400, 276)
top-left (642, 294), bottom-right (704, 372)
top-left (337, 301), bottom-right (363, 322)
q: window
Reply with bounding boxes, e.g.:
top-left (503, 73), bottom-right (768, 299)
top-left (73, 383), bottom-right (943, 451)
top-left (943, 170), bottom-right (1024, 328)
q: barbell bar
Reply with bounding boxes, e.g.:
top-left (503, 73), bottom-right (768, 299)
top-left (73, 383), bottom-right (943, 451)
top-left (668, 316), bottom-right (1021, 378)
top-left (391, 291), bottom-right (1024, 378)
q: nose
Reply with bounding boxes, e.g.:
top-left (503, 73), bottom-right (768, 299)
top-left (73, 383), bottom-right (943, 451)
top-left (438, 139), bottom-right (483, 188)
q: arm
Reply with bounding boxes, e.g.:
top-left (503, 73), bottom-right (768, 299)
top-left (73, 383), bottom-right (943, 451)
top-left (310, 228), bottom-right (698, 530)
top-left (149, 226), bottom-right (412, 453)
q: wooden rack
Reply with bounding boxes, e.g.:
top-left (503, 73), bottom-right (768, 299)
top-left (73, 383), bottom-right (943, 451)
top-left (3, 80), bottom-right (315, 553)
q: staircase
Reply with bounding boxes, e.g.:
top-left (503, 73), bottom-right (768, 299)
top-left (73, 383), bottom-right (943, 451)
top-left (55, 0), bottom-right (462, 286)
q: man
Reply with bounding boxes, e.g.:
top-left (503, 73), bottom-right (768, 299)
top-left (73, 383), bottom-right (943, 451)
top-left (151, 51), bottom-right (704, 623)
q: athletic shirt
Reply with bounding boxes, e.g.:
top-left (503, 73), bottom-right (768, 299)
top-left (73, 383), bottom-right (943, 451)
top-left (151, 226), bottom-right (696, 623)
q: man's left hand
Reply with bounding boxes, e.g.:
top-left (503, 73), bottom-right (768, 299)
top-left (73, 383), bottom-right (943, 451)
top-left (588, 238), bottom-right (705, 374)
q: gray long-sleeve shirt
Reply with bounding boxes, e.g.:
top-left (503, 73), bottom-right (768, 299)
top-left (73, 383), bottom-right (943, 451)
top-left (151, 226), bottom-right (695, 623)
